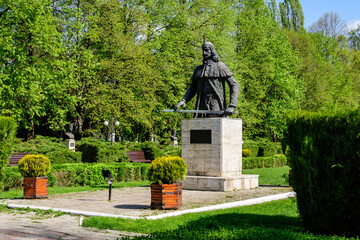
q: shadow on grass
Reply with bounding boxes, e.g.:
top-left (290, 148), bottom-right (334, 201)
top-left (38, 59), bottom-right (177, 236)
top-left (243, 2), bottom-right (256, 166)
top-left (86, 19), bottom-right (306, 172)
top-left (129, 213), bottom-right (318, 240)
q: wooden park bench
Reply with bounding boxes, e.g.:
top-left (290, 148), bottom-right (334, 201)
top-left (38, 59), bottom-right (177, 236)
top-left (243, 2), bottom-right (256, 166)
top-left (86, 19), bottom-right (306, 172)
top-left (127, 151), bottom-right (151, 163)
top-left (8, 152), bottom-right (31, 167)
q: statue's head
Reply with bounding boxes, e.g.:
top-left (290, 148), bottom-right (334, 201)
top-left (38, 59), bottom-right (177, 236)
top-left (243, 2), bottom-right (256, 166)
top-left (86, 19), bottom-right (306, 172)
top-left (202, 41), bottom-right (221, 62)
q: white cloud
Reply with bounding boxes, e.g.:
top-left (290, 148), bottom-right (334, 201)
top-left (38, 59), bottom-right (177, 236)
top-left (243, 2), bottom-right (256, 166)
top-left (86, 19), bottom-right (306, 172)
top-left (347, 20), bottom-right (360, 31)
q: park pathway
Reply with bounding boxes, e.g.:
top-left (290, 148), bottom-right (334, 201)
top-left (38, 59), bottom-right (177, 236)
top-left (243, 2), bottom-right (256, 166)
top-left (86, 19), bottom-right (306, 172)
top-left (0, 211), bottom-right (144, 239)
top-left (0, 186), bottom-right (294, 239)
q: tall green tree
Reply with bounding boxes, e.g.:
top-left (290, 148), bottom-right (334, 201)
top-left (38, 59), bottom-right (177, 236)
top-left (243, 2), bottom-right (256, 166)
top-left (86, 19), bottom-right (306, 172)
top-left (86, 0), bottom-right (164, 141)
top-left (286, 30), bottom-right (360, 113)
top-left (278, 0), bottom-right (304, 31)
top-left (0, 0), bottom-right (72, 139)
top-left (51, 0), bottom-right (102, 139)
top-left (235, 0), bottom-right (304, 140)
top-left (348, 25), bottom-right (360, 51)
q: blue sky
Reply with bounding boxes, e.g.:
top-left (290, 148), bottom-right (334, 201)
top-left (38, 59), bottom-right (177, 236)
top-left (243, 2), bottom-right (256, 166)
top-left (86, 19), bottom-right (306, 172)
top-left (299, 0), bottom-right (360, 30)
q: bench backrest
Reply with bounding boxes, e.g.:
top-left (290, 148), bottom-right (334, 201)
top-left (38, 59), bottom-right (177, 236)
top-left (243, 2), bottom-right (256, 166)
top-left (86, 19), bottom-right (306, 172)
top-left (8, 152), bottom-right (31, 167)
top-left (127, 151), bottom-right (151, 163)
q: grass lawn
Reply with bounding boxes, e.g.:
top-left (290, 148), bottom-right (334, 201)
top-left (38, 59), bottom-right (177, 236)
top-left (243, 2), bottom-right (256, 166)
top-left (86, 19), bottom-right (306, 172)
top-left (243, 166), bottom-right (290, 185)
top-left (0, 180), bottom-right (150, 199)
top-left (82, 198), bottom-right (357, 240)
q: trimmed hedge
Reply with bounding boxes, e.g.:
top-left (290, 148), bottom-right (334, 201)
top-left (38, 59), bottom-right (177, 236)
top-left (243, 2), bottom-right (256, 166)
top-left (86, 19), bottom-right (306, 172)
top-left (284, 110), bottom-right (360, 236)
top-left (48, 163), bottom-right (148, 187)
top-left (243, 140), bottom-right (282, 157)
top-left (243, 155), bottom-right (287, 169)
top-left (3, 162), bottom-right (148, 189)
top-left (0, 117), bottom-right (17, 186)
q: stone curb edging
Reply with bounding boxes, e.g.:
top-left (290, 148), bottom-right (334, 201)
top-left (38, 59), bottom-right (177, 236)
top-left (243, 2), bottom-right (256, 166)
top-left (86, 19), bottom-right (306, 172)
top-left (1, 191), bottom-right (296, 220)
top-left (145, 191), bottom-right (296, 220)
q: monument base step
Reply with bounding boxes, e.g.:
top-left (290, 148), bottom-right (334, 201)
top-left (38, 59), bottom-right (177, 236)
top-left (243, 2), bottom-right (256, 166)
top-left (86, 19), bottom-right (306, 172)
top-left (182, 174), bottom-right (259, 191)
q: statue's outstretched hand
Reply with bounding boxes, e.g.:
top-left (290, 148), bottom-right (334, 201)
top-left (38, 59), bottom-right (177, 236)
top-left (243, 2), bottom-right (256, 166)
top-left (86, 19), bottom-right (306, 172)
top-left (225, 106), bottom-right (235, 116)
top-left (175, 99), bottom-right (186, 111)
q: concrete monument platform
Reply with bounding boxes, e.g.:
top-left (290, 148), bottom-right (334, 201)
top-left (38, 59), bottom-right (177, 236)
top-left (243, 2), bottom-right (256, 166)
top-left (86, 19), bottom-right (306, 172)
top-left (181, 118), bottom-right (258, 191)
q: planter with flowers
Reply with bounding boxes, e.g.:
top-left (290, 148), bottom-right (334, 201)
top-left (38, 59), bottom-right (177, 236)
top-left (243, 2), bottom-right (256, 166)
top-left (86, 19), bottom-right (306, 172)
top-left (18, 154), bottom-right (51, 199)
top-left (147, 156), bottom-right (187, 210)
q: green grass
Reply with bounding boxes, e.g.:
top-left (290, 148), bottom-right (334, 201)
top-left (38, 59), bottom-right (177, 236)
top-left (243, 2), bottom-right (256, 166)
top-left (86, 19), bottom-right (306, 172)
top-left (0, 181), bottom-right (150, 199)
top-left (243, 166), bottom-right (290, 185)
top-left (0, 167), bottom-right (290, 199)
top-left (82, 198), bottom-right (358, 240)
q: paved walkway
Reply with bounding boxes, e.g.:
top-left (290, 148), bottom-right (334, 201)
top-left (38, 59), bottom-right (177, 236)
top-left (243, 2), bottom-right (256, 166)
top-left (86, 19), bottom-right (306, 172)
top-left (0, 186), bottom-right (294, 239)
top-left (0, 212), bottom-right (143, 239)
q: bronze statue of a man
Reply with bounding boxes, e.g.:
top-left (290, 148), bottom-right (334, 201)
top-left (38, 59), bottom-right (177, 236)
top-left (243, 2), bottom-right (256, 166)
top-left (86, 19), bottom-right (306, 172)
top-left (175, 41), bottom-right (239, 117)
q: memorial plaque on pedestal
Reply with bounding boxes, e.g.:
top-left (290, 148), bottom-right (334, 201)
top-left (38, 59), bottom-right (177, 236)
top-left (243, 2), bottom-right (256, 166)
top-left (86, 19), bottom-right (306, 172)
top-left (190, 130), bottom-right (211, 144)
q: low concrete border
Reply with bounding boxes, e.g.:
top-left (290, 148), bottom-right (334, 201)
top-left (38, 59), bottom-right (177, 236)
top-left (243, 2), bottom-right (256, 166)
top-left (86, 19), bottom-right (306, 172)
top-left (1, 191), bottom-right (296, 220)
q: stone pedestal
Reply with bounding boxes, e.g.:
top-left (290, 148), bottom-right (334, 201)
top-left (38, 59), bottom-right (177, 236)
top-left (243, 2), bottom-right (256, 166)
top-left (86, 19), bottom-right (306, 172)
top-left (181, 118), bottom-right (258, 191)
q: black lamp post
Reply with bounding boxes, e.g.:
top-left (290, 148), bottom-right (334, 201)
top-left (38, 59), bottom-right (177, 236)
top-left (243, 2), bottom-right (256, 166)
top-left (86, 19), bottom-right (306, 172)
top-left (101, 169), bottom-right (113, 201)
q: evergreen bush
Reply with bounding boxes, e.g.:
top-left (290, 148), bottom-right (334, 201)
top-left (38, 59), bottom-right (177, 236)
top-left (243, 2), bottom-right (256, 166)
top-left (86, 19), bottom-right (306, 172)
top-left (284, 110), bottom-right (360, 236)
top-left (242, 148), bottom-right (252, 157)
top-left (18, 154), bottom-right (51, 177)
top-left (14, 135), bottom-right (81, 164)
top-left (2, 167), bottom-right (22, 190)
top-left (76, 138), bottom-right (129, 163)
top-left (147, 156), bottom-right (187, 184)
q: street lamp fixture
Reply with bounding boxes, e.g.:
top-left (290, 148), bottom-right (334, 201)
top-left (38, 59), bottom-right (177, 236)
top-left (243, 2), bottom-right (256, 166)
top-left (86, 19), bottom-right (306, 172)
top-left (104, 118), bottom-right (120, 145)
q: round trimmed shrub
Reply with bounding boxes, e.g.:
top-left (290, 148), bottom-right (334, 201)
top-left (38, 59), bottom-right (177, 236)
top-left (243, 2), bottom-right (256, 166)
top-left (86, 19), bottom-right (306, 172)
top-left (18, 154), bottom-right (51, 177)
top-left (147, 156), bottom-right (187, 184)
top-left (242, 148), bottom-right (252, 157)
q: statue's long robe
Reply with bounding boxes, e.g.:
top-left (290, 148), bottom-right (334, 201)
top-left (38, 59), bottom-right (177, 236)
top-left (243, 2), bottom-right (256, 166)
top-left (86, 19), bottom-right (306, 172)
top-left (182, 60), bottom-right (239, 117)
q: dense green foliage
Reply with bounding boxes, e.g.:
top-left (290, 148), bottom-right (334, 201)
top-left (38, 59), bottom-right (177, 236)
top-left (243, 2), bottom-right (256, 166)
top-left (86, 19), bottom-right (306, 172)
top-left (48, 163), bottom-right (147, 187)
top-left (242, 148), bottom-right (252, 157)
top-left (243, 154), bottom-right (287, 169)
top-left (83, 199), bottom-right (358, 239)
top-left (284, 110), bottom-right (360, 236)
top-left (1, 0), bottom-right (358, 142)
top-left (14, 136), bottom-right (81, 164)
top-left (76, 138), bottom-right (129, 163)
top-left (13, 136), bottom-right (181, 164)
top-left (18, 154), bottom-right (51, 177)
top-left (0, 117), bottom-right (17, 184)
top-left (147, 156), bottom-right (187, 184)
top-left (243, 140), bottom-right (282, 157)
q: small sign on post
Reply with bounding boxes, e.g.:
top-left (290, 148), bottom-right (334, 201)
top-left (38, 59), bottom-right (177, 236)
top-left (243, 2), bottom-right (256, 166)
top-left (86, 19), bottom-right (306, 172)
top-left (101, 170), bottom-right (113, 201)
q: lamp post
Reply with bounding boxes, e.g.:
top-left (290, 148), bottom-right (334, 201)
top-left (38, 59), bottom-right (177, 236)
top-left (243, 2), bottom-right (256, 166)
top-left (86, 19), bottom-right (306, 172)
top-left (104, 118), bottom-right (120, 145)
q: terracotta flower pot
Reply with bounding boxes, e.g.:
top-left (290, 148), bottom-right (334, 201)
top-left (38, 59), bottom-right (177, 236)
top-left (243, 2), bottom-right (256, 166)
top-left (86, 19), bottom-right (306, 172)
top-left (150, 183), bottom-right (182, 210)
top-left (23, 176), bottom-right (49, 199)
